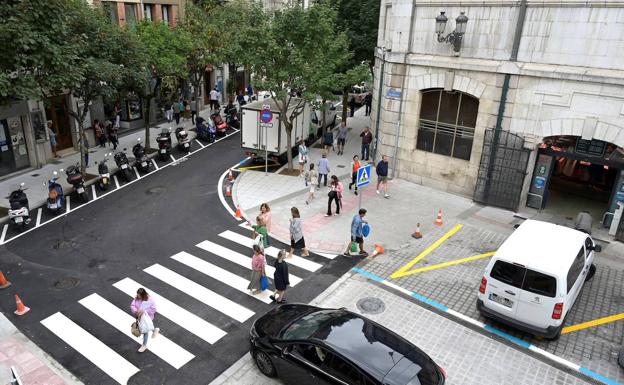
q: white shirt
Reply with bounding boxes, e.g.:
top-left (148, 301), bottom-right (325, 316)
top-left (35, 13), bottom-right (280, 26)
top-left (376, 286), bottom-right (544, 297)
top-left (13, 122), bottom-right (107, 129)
top-left (210, 90), bottom-right (218, 101)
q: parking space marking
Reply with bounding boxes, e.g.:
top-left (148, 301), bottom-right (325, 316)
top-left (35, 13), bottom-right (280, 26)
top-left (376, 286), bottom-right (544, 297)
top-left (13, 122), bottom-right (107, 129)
top-left (113, 175), bottom-right (120, 189)
top-left (36, 208), bottom-right (42, 227)
top-left (400, 251), bottom-right (496, 275)
top-left (0, 225), bottom-right (7, 244)
top-left (133, 167), bottom-right (141, 180)
top-left (151, 159), bottom-right (159, 170)
top-left (170, 154), bottom-right (176, 162)
top-left (91, 185), bottom-right (97, 200)
top-left (66, 196), bottom-right (71, 213)
top-left (195, 139), bottom-right (205, 148)
top-left (562, 312), bottom-right (624, 334)
top-left (390, 224), bottom-right (464, 279)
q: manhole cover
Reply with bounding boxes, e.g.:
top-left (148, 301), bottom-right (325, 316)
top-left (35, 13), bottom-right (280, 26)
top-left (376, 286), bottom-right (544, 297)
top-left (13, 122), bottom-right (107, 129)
top-left (53, 277), bottom-right (80, 289)
top-left (356, 297), bottom-right (385, 314)
top-left (146, 186), bottom-right (166, 195)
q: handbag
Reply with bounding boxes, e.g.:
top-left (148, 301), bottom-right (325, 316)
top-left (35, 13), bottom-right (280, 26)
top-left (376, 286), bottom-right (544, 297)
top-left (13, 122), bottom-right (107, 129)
top-left (350, 241), bottom-right (358, 253)
top-left (328, 190), bottom-right (336, 198)
top-left (131, 320), bottom-right (141, 337)
top-left (138, 313), bottom-right (154, 334)
top-left (260, 275), bottom-right (269, 291)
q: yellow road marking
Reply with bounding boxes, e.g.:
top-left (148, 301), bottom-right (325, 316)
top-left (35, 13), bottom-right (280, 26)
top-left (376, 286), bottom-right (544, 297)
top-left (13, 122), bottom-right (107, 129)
top-left (401, 252), bottom-right (496, 275)
top-left (390, 224), bottom-right (463, 279)
top-left (562, 313), bottom-right (624, 334)
top-left (238, 164), bottom-right (280, 171)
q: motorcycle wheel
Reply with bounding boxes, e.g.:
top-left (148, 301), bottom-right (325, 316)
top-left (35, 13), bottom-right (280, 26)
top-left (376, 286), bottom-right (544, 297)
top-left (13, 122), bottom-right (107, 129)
top-left (20, 222), bottom-right (27, 232)
top-left (123, 168), bottom-right (132, 182)
top-left (81, 191), bottom-right (89, 203)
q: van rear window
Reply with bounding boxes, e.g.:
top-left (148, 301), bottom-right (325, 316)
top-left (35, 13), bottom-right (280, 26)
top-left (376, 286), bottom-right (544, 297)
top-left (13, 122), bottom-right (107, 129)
top-left (490, 261), bottom-right (557, 298)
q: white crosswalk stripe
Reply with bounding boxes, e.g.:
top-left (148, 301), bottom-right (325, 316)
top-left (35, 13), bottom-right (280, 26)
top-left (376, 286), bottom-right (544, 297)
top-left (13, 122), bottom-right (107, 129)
top-left (144, 263), bottom-right (254, 322)
top-left (196, 240), bottom-right (303, 286)
top-left (219, 230), bottom-right (322, 272)
top-left (171, 251), bottom-right (273, 304)
top-left (113, 277), bottom-right (227, 344)
top-left (41, 312), bottom-right (140, 385)
top-left (78, 293), bottom-right (195, 370)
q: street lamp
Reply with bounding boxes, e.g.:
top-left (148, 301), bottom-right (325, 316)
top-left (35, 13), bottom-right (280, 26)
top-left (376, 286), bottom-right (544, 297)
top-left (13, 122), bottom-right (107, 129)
top-left (435, 11), bottom-right (469, 52)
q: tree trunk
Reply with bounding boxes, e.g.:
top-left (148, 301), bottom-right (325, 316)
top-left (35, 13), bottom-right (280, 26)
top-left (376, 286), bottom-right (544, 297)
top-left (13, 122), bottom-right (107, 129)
top-left (68, 108), bottom-right (88, 175)
top-left (342, 88), bottom-right (348, 124)
top-left (285, 124), bottom-right (293, 171)
top-left (143, 96), bottom-right (152, 151)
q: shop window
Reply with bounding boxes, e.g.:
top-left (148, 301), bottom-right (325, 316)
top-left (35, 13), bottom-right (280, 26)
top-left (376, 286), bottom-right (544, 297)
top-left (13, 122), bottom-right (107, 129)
top-left (124, 3), bottom-right (138, 26)
top-left (416, 89), bottom-right (478, 161)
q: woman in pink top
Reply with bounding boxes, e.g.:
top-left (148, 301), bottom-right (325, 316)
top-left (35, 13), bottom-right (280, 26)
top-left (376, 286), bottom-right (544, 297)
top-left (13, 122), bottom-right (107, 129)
top-left (259, 203), bottom-right (272, 232)
top-left (325, 175), bottom-right (344, 216)
top-left (131, 288), bottom-right (159, 352)
top-left (247, 244), bottom-right (266, 295)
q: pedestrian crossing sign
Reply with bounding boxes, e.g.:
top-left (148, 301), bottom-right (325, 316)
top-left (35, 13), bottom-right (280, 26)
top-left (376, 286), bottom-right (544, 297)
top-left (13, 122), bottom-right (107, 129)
top-left (356, 164), bottom-right (372, 188)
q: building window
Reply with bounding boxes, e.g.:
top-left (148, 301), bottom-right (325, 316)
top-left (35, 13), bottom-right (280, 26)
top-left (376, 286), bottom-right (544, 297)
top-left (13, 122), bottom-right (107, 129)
top-left (143, 4), bottom-right (153, 21)
top-left (124, 3), bottom-right (138, 26)
top-left (162, 5), bottom-right (171, 25)
top-left (416, 89), bottom-right (478, 161)
top-left (102, 1), bottom-right (118, 24)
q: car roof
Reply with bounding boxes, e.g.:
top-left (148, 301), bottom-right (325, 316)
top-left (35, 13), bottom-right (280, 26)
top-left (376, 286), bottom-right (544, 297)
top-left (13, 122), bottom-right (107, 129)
top-left (494, 220), bottom-right (588, 273)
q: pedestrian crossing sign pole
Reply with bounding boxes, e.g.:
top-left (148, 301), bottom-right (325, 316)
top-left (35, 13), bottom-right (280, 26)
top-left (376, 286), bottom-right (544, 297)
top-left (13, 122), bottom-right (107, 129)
top-left (356, 164), bottom-right (372, 210)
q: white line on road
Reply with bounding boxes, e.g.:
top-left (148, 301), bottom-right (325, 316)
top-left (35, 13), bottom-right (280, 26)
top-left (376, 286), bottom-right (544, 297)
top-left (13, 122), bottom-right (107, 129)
top-left (36, 208), bottom-right (42, 227)
top-left (66, 196), bottom-right (70, 213)
top-left (196, 240), bottom-right (302, 286)
top-left (151, 159), bottom-right (159, 170)
top-left (219, 230), bottom-right (322, 272)
top-left (218, 157), bottom-right (251, 221)
top-left (170, 154), bottom-right (176, 162)
top-left (133, 167), bottom-right (141, 180)
top-left (41, 312), bottom-right (140, 385)
top-left (114, 175), bottom-right (120, 189)
top-left (144, 264), bottom-right (254, 322)
top-left (0, 225), bottom-right (7, 244)
top-left (91, 185), bottom-right (97, 200)
top-left (171, 251), bottom-right (273, 304)
top-left (113, 277), bottom-right (226, 344)
top-left (79, 293), bottom-right (194, 369)
top-left (195, 139), bottom-right (205, 148)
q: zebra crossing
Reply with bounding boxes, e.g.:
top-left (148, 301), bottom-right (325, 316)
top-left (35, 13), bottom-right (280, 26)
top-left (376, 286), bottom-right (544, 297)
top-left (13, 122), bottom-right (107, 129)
top-left (39, 226), bottom-right (341, 385)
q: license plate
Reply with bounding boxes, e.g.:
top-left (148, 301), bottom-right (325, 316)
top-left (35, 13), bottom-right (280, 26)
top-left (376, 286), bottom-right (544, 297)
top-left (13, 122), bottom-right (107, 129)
top-left (77, 187), bottom-right (84, 193)
top-left (184, 143), bottom-right (189, 148)
top-left (102, 177), bottom-right (108, 184)
top-left (489, 293), bottom-right (513, 308)
top-left (160, 149), bottom-right (166, 154)
top-left (14, 217), bottom-right (23, 223)
top-left (121, 164), bottom-right (128, 169)
top-left (50, 203), bottom-right (57, 209)
top-left (141, 162), bottom-right (147, 167)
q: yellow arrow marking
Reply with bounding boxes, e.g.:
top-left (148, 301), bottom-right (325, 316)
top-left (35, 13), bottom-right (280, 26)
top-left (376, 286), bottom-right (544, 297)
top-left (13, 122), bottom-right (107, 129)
top-left (390, 224), bottom-right (463, 279)
top-left (401, 252), bottom-right (496, 275)
top-left (562, 313), bottom-right (624, 334)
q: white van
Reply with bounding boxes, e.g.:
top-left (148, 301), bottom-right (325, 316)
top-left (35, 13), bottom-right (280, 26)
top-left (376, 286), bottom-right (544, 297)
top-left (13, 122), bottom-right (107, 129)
top-left (477, 220), bottom-right (601, 339)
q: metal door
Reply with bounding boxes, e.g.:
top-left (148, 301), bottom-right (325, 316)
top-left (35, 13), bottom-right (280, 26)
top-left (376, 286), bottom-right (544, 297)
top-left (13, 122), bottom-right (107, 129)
top-left (616, 209), bottom-right (624, 242)
top-left (473, 129), bottom-right (530, 211)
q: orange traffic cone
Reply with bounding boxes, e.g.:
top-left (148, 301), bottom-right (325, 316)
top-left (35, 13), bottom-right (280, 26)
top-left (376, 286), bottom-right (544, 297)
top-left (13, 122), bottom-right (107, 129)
top-left (411, 223), bottom-right (422, 239)
top-left (225, 183), bottom-right (232, 197)
top-left (369, 244), bottom-right (385, 258)
top-left (228, 169), bottom-right (234, 181)
top-left (434, 210), bottom-right (443, 226)
top-left (235, 205), bottom-right (242, 219)
top-left (0, 271), bottom-right (11, 289)
top-left (14, 294), bottom-right (30, 316)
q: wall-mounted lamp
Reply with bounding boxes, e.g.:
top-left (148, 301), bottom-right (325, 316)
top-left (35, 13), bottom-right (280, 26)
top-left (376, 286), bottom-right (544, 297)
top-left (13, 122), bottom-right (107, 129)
top-left (435, 11), bottom-right (469, 52)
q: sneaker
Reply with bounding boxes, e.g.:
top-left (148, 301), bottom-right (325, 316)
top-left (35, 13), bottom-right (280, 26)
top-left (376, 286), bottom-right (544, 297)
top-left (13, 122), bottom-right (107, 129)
top-left (376, 190), bottom-right (380, 194)
top-left (269, 295), bottom-right (276, 302)
top-left (384, 194), bottom-right (390, 198)
top-left (325, 213), bottom-right (331, 217)
top-left (152, 328), bottom-right (160, 338)
top-left (138, 345), bottom-right (147, 353)
top-left (354, 191), bottom-right (358, 195)
top-left (334, 213), bottom-right (339, 216)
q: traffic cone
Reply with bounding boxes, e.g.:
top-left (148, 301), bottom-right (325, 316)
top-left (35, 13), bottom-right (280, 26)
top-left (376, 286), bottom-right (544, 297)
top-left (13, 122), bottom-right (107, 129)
top-left (411, 223), bottom-right (422, 239)
top-left (235, 205), bottom-right (242, 219)
top-left (434, 210), bottom-right (443, 226)
top-left (14, 294), bottom-right (30, 316)
top-left (0, 271), bottom-right (11, 289)
top-left (227, 169), bottom-right (234, 181)
top-left (370, 244), bottom-right (384, 258)
top-left (225, 183), bottom-right (232, 197)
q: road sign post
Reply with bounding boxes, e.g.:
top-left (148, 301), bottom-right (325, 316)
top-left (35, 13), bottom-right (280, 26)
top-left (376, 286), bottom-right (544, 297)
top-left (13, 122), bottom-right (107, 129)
top-left (356, 164), bottom-right (372, 211)
top-left (259, 106), bottom-right (273, 176)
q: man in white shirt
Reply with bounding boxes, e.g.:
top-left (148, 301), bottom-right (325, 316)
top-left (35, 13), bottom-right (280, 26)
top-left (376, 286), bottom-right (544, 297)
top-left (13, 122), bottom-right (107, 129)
top-left (209, 87), bottom-right (219, 110)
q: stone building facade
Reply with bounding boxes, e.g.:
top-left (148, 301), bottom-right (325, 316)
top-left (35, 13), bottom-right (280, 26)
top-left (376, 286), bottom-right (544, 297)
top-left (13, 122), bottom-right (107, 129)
top-left (372, 0), bottom-right (624, 230)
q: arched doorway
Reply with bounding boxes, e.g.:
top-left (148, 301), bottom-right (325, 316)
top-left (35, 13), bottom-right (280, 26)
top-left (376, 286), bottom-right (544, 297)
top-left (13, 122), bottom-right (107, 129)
top-left (527, 135), bottom-right (624, 227)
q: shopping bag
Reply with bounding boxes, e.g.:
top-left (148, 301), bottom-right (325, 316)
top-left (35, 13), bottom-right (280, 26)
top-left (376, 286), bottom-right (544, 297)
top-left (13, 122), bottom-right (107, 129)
top-left (260, 275), bottom-right (269, 291)
top-left (138, 313), bottom-right (154, 334)
top-left (253, 234), bottom-right (264, 248)
top-left (350, 241), bottom-right (358, 253)
top-left (131, 320), bottom-right (141, 337)
top-left (362, 223), bottom-right (370, 237)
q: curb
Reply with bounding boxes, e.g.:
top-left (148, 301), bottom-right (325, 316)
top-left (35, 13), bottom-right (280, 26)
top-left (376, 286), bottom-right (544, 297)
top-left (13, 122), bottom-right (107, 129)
top-left (350, 267), bottom-right (620, 385)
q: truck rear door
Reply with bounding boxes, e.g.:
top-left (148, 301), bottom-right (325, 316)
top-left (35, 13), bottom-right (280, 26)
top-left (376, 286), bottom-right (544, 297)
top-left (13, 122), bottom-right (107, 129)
top-left (241, 108), bottom-right (260, 150)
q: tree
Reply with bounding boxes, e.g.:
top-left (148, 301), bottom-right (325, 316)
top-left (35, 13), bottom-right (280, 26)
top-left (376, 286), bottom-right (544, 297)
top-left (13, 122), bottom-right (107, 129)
top-left (133, 21), bottom-right (191, 150)
top-left (254, 3), bottom-right (354, 171)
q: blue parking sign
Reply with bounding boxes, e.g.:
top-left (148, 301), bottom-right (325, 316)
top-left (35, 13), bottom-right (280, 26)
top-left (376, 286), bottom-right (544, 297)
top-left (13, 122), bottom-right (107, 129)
top-left (356, 164), bottom-right (372, 188)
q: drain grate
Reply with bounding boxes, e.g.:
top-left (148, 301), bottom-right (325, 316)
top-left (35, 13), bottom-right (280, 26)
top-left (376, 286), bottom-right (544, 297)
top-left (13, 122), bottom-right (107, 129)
top-left (53, 277), bottom-right (80, 290)
top-left (356, 297), bottom-right (385, 315)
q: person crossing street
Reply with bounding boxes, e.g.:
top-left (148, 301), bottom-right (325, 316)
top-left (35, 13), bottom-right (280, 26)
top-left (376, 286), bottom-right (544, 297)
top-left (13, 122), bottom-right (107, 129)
top-left (376, 155), bottom-right (390, 198)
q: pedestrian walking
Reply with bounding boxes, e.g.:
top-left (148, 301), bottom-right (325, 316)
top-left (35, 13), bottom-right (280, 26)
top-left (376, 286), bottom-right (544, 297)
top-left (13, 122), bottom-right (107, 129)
top-left (47, 121), bottom-right (59, 158)
top-left (252, 216), bottom-right (270, 249)
top-left (247, 244), bottom-right (266, 295)
top-left (95, 121), bottom-right (106, 147)
top-left (344, 209), bottom-right (368, 256)
top-left (183, 100), bottom-right (191, 121)
top-left (247, 84), bottom-right (254, 100)
top-left (317, 153), bottom-right (330, 187)
top-left (305, 163), bottom-right (318, 205)
top-left (288, 207), bottom-right (309, 258)
top-left (131, 288), bottom-right (160, 353)
top-left (107, 121), bottom-right (119, 150)
top-left (336, 122), bottom-right (348, 155)
top-left (113, 104), bottom-right (121, 129)
top-left (348, 155), bottom-right (361, 195)
top-left (210, 87), bottom-right (220, 110)
top-left (191, 98), bottom-right (197, 124)
top-left (236, 91), bottom-right (246, 107)
top-left (323, 129), bottom-right (333, 153)
top-left (376, 155), bottom-right (390, 198)
top-left (297, 141), bottom-right (308, 176)
top-left (270, 250), bottom-right (289, 303)
top-left (360, 126), bottom-right (373, 161)
top-left (259, 203), bottom-right (272, 232)
top-left (164, 101), bottom-right (173, 123)
top-left (81, 132), bottom-right (90, 167)
top-left (173, 99), bottom-right (181, 125)
top-left (349, 96), bottom-right (356, 117)
top-left (364, 92), bottom-right (373, 116)
top-left (325, 175), bottom-right (343, 216)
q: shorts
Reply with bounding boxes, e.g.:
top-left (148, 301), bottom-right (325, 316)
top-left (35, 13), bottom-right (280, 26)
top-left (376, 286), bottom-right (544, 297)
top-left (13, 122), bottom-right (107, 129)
top-left (378, 176), bottom-right (388, 183)
top-left (291, 237), bottom-right (306, 250)
top-left (337, 138), bottom-right (346, 146)
top-left (352, 236), bottom-right (363, 243)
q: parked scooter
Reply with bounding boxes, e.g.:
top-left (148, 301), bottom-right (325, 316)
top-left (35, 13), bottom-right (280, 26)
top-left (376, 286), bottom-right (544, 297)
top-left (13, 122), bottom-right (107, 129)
top-left (96, 153), bottom-right (112, 191)
top-left (46, 171), bottom-right (64, 214)
top-left (66, 163), bottom-right (89, 202)
top-left (156, 128), bottom-right (172, 160)
top-left (225, 108), bottom-right (240, 130)
top-left (132, 138), bottom-right (151, 173)
top-left (196, 117), bottom-right (216, 143)
top-left (7, 183), bottom-right (30, 230)
top-left (175, 127), bottom-right (191, 152)
top-left (210, 111), bottom-right (228, 136)
top-left (114, 149), bottom-right (132, 182)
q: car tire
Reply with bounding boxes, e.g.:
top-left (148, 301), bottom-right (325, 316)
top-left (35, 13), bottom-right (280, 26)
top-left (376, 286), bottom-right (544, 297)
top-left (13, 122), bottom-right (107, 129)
top-left (253, 349), bottom-right (277, 378)
top-left (585, 264), bottom-right (596, 282)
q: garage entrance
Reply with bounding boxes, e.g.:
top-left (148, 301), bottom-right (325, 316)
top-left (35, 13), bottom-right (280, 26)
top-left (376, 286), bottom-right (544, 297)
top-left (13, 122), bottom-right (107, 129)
top-left (526, 136), bottom-right (624, 228)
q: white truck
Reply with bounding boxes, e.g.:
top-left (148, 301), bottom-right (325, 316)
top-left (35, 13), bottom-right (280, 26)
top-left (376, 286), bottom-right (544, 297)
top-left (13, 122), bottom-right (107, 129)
top-left (241, 98), bottom-right (311, 162)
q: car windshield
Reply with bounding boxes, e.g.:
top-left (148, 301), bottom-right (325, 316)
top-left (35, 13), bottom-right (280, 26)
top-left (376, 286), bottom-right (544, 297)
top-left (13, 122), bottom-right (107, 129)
top-left (281, 309), bottom-right (346, 340)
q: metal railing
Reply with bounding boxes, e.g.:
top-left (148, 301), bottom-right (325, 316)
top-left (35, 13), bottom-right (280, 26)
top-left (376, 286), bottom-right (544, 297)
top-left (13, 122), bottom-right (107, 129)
top-left (419, 119), bottom-right (475, 139)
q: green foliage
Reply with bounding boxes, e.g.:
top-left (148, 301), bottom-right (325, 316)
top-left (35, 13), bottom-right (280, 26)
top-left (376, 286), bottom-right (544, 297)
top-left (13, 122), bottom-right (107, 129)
top-left (334, 0), bottom-right (380, 68)
top-left (134, 20), bottom-right (191, 82)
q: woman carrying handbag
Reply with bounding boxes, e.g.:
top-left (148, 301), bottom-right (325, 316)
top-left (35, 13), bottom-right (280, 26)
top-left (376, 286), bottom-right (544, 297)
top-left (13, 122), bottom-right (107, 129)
top-left (247, 244), bottom-right (267, 295)
top-left (130, 288), bottom-right (159, 353)
top-left (325, 175), bottom-right (343, 217)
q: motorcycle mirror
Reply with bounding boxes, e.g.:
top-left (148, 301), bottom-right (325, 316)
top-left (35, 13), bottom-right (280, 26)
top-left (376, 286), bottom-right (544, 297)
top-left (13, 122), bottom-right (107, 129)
top-left (53, 171), bottom-right (58, 176)
top-left (20, 182), bottom-right (25, 187)
top-left (59, 168), bottom-right (64, 172)
top-left (137, 138), bottom-right (141, 142)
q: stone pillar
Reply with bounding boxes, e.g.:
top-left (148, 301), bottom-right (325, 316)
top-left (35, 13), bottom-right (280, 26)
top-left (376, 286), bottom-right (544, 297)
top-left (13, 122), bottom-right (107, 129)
top-left (117, 2), bottom-right (126, 26)
top-left (153, 4), bottom-right (162, 22)
top-left (170, 5), bottom-right (178, 26)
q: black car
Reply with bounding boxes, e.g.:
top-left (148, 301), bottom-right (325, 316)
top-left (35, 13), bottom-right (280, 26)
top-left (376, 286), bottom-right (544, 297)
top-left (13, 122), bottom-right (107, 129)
top-left (250, 304), bottom-right (446, 385)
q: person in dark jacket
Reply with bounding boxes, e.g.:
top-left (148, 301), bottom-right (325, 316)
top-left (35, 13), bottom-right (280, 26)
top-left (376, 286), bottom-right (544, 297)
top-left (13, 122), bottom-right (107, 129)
top-left (271, 250), bottom-right (290, 303)
top-left (376, 155), bottom-right (390, 198)
top-left (364, 92), bottom-right (373, 116)
top-left (349, 96), bottom-right (356, 117)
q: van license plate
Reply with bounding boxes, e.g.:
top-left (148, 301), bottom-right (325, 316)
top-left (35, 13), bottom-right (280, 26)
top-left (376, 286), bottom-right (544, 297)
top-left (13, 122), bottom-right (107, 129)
top-left (49, 203), bottom-right (57, 209)
top-left (141, 162), bottom-right (147, 167)
top-left (14, 217), bottom-right (23, 223)
top-left (160, 149), bottom-right (166, 154)
top-left (489, 293), bottom-right (513, 308)
top-left (77, 187), bottom-right (84, 194)
top-left (184, 143), bottom-right (189, 148)
top-left (121, 164), bottom-right (128, 169)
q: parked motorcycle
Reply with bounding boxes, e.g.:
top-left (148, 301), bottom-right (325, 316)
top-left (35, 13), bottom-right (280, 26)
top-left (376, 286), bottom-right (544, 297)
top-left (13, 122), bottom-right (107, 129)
top-left (46, 171), bottom-right (64, 214)
top-left (156, 128), bottom-right (172, 160)
top-left (132, 138), bottom-right (151, 173)
top-left (7, 183), bottom-right (30, 230)
top-left (175, 127), bottom-right (191, 152)
top-left (66, 163), bottom-right (88, 202)
top-left (225, 108), bottom-right (240, 130)
top-left (96, 153), bottom-right (112, 191)
top-left (196, 117), bottom-right (216, 143)
top-left (210, 111), bottom-right (228, 136)
top-left (114, 149), bottom-right (132, 182)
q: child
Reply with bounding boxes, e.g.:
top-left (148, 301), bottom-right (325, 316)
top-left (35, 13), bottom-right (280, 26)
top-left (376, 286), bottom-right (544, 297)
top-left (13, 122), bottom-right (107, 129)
top-left (305, 163), bottom-right (318, 205)
top-left (252, 216), bottom-right (269, 249)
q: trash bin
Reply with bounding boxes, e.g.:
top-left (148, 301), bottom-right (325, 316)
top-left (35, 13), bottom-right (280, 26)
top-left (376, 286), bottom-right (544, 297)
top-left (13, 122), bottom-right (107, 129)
top-left (574, 211), bottom-right (592, 235)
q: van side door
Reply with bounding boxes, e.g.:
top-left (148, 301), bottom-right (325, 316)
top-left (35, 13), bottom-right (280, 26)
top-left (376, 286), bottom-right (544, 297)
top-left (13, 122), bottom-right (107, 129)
top-left (565, 247), bottom-right (586, 310)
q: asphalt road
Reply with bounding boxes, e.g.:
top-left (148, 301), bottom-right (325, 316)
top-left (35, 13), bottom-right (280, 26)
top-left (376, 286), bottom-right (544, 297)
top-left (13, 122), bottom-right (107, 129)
top-left (0, 131), bottom-right (362, 385)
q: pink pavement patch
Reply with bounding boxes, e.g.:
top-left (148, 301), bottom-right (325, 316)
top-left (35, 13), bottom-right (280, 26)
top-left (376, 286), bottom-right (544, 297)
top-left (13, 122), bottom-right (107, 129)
top-left (0, 338), bottom-right (69, 385)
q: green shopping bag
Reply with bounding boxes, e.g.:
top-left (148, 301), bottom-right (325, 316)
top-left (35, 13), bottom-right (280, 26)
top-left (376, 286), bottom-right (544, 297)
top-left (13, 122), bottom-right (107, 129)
top-left (350, 241), bottom-right (358, 253)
